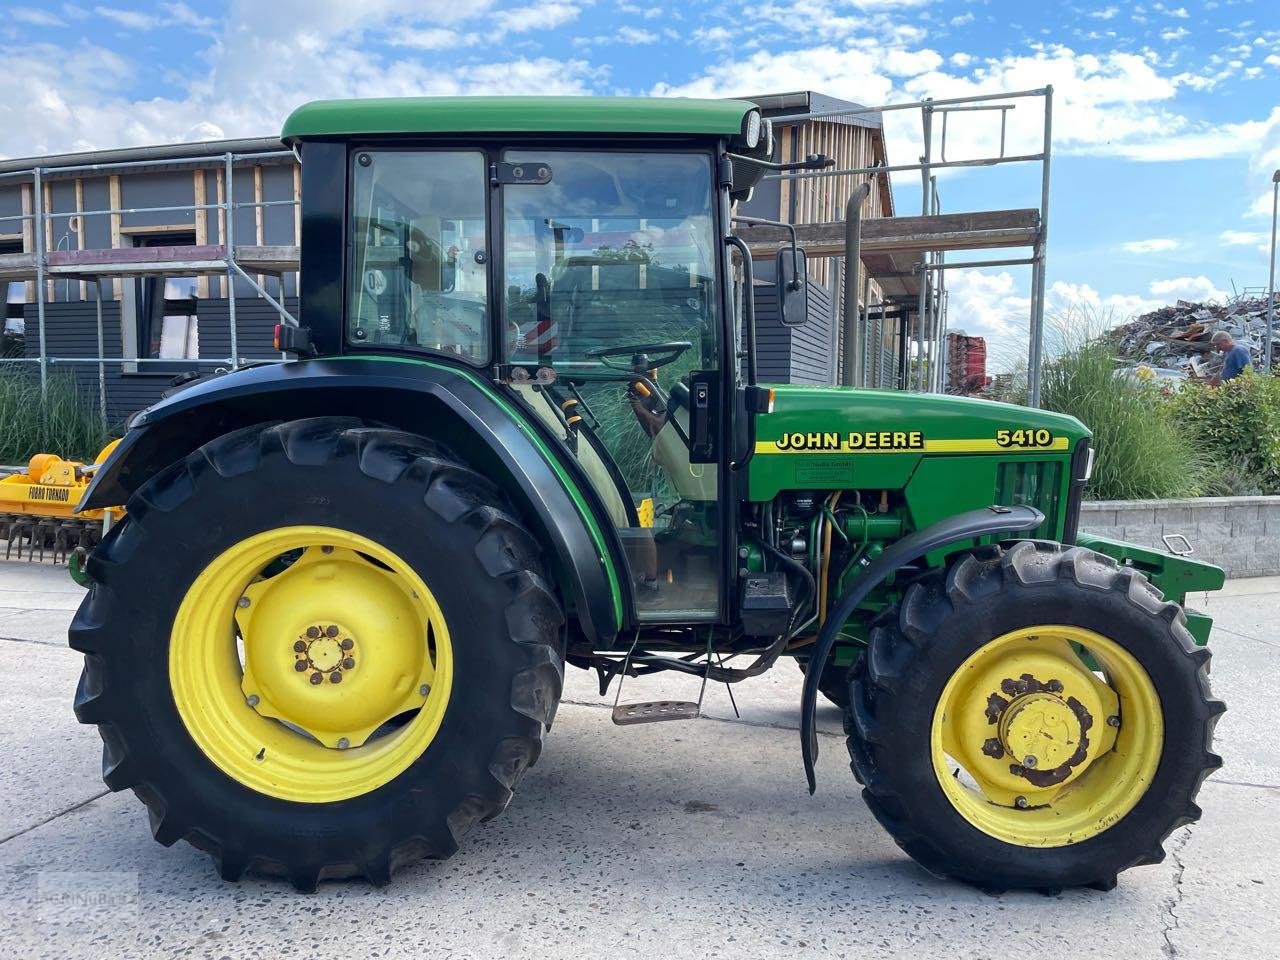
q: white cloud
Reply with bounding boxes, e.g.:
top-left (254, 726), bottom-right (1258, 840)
top-left (493, 2), bottom-right (580, 33)
top-left (1160, 27), bottom-right (1190, 41)
top-left (943, 270), bottom-right (1159, 364)
top-left (387, 28), bottom-right (475, 50)
top-left (1220, 230), bottom-right (1270, 246)
top-left (1148, 276), bottom-right (1229, 303)
top-left (692, 26), bottom-right (733, 48)
top-left (1123, 238), bottom-right (1180, 253)
top-left (94, 5), bottom-right (158, 30)
top-left (0, 1), bottom-right (603, 158)
top-left (1266, 54), bottom-right (1280, 68)
top-left (12, 6), bottom-right (66, 26)
top-left (617, 26), bottom-right (658, 44)
top-left (949, 12), bottom-right (973, 26)
top-left (1089, 6), bottom-right (1119, 19)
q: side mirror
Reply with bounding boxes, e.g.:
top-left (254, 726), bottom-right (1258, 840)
top-left (776, 246), bottom-right (808, 327)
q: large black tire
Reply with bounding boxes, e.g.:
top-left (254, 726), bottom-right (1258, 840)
top-left (847, 541), bottom-right (1224, 892)
top-left (69, 418), bottom-right (565, 890)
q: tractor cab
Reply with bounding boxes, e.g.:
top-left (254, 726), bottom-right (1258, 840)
top-left (284, 97), bottom-right (784, 623)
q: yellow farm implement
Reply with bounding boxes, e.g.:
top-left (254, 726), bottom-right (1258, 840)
top-left (0, 441), bottom-right (122, 563)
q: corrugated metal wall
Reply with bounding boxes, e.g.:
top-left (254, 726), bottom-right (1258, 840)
top-left (21, 296), bottom-right (295, 423)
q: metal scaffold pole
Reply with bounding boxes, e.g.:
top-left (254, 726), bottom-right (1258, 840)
top-left (1027, 85), bottom-right (1053, 408)
top-left (917, 100), bottom-right (933, 391)
top-left (223, 153), bottom-right (239, 370)
top-left (33, 166), bottom-right (48, 397)
top-left (94, 279), bottom-right (106, 425)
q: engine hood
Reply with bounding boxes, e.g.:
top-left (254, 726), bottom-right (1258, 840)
top-left (748, 385), bottom-right (1089, 501)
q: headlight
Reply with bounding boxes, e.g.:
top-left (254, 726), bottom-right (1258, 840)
top-left (762, 117), bottom-right (774, 157)
top-left (742, 110), bottom-right (763, 149)
top-left (1082, 444), bottom-right (1096, 482)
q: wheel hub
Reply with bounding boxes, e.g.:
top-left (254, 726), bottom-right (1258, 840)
top-left (293, 623), bottom-right (357, 684)
top-left (999, 692), bottom-right (1084, 775)
top-left (235, 545), bottom-right (436, 749)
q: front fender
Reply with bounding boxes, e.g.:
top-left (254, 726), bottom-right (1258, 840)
top-left (80, 357), bottom-right (627, 645)
top-left (800, 504), bottom-right (1045, 793)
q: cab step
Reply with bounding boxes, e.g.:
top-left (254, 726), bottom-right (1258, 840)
top-left (611, 700), bottom-right (700, 725)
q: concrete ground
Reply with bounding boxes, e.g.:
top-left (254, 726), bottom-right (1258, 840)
top-left (0, 559), bottom-right (1276, 960)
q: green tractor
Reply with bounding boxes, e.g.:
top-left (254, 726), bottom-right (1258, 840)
top-left (70, 96), bottom-right (1225, 893)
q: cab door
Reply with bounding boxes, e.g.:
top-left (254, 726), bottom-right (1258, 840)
top-left (498, 148), bottom-right (726, 621)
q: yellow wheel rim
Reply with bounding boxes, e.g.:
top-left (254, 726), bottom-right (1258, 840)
top-left (170, 526), bottom-right (453, 803)
top-left (931, 625), bottom-right (1162, 847)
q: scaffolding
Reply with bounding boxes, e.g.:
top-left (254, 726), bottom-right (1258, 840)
top-left (2, 89), bottom-right (1053, 421)
top-left (0, 147), bottom-right (300, 420)
top-left (738, 86), bottom-right (1054, 405)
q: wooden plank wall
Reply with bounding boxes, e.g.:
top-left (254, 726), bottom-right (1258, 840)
top-left (778, 117), bottom-right (888, 378)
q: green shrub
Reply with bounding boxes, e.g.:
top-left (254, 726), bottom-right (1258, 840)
top-left (1166, 373), bottom-right (1280, 494)
top-left (1039, 340), bottom-right (1212, 501)
top-left (0, 367), bottom-right (114, 465)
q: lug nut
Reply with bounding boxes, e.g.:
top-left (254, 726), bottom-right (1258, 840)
top-left (1047, 679), bottom-right (1064, 693)
top-left (329, 671), bottom-right (342, 684)
top-left (336, 737), bottom-right (350, 749)
top-left (237, 597), bottom-right (251, 608)
top-left (342, 657), bottom-right (355, 670)
top-left (321, 545), bottom-right (334, 554)
top-left (310, 672), bottom-right (323, 685)
top-left (1015, 796), bottom-right (1029, 809)
top-left (294, 661), bottom-right (308, 673)
top-left (306, 626), bottom-right (320, 639)
top-left (293, 640), bottom-right (307, 653)
top-left (419, 684), bottom-right (430, 697)
top-left (325, 625), bottom-right (339, 638)
top-left (1107, 715), bottom-right (1121, 727)
top-left (246, 694), bottom-right (259, 707)
top-left (340, 638), bottom-right (354, 650)
top-left (1023, 755), bottom-right (1038, 768)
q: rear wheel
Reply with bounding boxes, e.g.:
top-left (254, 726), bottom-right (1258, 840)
top-left (847, 541), bottom-right (1224, 891)
top-left (70, 418), bottom-right (564, 890)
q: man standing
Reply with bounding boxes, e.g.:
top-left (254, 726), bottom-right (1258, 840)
top-left (1208, 330), bottom-right (1254, 385)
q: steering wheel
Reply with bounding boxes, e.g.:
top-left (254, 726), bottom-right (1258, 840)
top-left (585, 341), bottom-right (693, 372)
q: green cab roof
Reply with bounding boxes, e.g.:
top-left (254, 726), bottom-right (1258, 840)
top-left (282, 96), bottom-right (758, 141)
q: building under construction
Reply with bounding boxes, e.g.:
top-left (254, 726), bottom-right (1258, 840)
top-left (0, 88), bottom-right (1052, 423)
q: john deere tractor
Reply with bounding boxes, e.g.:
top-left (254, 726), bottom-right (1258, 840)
top-left (70, 97), bottom-right (1224, 893)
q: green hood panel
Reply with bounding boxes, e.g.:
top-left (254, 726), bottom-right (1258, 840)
top-left (749, 385), bottom-right (1089, 501)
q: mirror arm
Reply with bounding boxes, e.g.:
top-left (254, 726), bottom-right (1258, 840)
top-left (725, 152), bottom-right (834, 173)
top-left (732, 215), bottom-right (801, 289)
top-left (724, 235), bottom-right (757, 386)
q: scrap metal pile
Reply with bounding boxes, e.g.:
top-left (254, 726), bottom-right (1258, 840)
top-left (1105, 295), bottom-right (1279, 378)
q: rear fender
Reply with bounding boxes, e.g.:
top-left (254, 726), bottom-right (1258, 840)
top-left (79, 357), bottom-right (627, 644)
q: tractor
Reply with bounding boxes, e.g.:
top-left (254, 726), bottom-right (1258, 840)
top-left (69, 96), bottom-right (1225, 893)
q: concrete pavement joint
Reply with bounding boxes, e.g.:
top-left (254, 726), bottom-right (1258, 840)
top-left (0, 634), bottom-right (68, 649)
top-left (1209, 624), bottom-right (1280, 649)
top-left (0, 790), bottom-right (110, 846)
top-left (1159, 827), bottom-right (1191, 959)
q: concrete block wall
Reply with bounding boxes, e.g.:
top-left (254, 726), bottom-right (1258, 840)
top-left (1080, 496), bottom-right (1280, 579)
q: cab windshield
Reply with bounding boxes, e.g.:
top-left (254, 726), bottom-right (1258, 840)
top-left (502, 151), bottom-right (718, 373)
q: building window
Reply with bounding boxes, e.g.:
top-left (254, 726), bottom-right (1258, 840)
top-left (124, 234), bottom-right (199, 372)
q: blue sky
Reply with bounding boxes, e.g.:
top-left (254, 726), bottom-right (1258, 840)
top-left (1, 0), bottom-right (1277, 347)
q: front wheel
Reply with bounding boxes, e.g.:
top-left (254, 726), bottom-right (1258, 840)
top-left (70, 418), bottom-right (564, 890)
top-left (847, 541), bottom-right (1224, 891)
